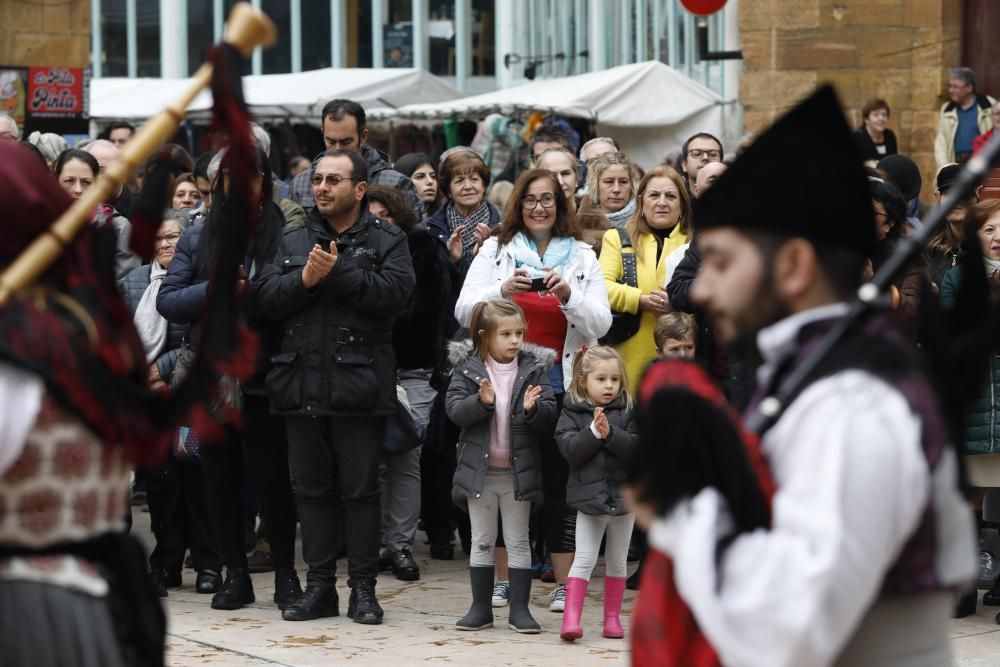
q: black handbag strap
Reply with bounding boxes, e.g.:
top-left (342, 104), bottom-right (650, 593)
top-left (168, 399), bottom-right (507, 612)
top-left (617, 228), bottom-right (638, 289)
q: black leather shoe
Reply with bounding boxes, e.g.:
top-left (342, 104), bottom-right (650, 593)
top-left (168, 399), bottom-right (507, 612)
top-left (274, 568), bottom-right (303, 610)
top-left (984, 583), bottom-right (1000, 606)
top-left (392, 548), bottom-right (420, 582)
top-left (348, 578), bottom-right (384, 625)
top-left (430, 542), bottom-right (454, 560)
top-left (955, 586), bottom-right (978, 617)
top-left (196, 569), bottom-right (221, 594)
top-left (377, 546), bottom-right (394, 572)
top-left (211, 567), bottom-right (255, 610)
top-left (626, 566), bottom-right (642, 591)
top-left (150, 569), bottom-right (173, 597)
top-left (281, 585), bottom-right (339, 621)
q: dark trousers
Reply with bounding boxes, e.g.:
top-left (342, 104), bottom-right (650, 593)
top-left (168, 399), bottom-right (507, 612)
top-left (200, 428), bottom-right (248, 570)
top-left (242, 395), bottom-right (297, 570)
top-left (420, 392), bottom-right (460, 546)
top-left (539, 393), bottom-right (576, 554)
top-left (146, 455), bottom-right (221, 575)
top-left (286, 414), bottom-right (385, 587)
top-left (201, 398), bottom-right (298, 572)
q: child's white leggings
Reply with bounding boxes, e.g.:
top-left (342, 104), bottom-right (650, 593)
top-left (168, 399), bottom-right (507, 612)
top-left (467, 470), bottom-right (532, 568)
top-left (568, 511), bottom-right (635, 580)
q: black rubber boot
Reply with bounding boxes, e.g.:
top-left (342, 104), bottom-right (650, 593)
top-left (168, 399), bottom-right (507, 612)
top-left (456, 566), bottom-right (495, 630)
top-left (507, 568), bottom-right (540, 634)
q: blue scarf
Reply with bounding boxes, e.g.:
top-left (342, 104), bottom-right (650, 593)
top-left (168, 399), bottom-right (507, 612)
top-left (509, 232), bottom-right (578, 279)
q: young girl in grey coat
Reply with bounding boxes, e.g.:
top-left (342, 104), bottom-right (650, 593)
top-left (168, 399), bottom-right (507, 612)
top-left (446, 299), bottom-right (557, 634)
top-left (555, 346), bottom-right (638, 641)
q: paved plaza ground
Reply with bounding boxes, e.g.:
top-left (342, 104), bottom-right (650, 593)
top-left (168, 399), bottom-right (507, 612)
top-left (130, 509), bottom-right (1000, 666)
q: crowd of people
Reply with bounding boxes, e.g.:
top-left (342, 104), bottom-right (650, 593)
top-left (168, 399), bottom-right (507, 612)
top-left (0, 62), bottom-right (998, 666)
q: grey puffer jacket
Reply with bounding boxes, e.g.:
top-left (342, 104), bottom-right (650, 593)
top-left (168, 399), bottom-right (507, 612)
top-left (446, 339), bottom-right (558, 510)
top-left (555, 394), bottom-right (638, 516)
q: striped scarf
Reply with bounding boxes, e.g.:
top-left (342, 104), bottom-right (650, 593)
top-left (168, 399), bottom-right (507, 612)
top-left (446, 200), bottom-right (494, 257)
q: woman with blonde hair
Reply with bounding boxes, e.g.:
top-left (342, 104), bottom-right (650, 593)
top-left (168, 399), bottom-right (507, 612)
top-left (583, 152), bottom-right (635, 229)
top-left (599, 166), bottom-right (691, 394)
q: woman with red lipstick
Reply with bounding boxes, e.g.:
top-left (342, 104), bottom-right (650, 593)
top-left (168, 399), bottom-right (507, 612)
top-left (600, 166), bottom-right (692, 395)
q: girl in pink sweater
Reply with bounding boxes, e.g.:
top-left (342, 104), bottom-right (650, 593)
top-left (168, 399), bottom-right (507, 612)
top-left (446, 299), bottom-right (557, 633)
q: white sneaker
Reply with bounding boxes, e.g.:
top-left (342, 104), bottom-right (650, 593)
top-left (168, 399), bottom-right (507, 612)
top-left (549, 582), bottom-right (566, 612)
top-left (492, 580), bottom-right (510, 607)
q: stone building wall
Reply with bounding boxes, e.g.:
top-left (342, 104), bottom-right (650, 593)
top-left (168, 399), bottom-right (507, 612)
top-left (739, 0), bottom-right (963, 199)
top-left (0, 0), bottom-right (91, 68)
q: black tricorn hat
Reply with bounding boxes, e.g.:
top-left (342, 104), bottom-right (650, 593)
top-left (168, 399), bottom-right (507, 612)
top-left (694, 85), bottom-right (875, 257)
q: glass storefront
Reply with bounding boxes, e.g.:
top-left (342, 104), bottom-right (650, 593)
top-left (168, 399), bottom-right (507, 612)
top-left (94, 0), bottom-right (731, 96)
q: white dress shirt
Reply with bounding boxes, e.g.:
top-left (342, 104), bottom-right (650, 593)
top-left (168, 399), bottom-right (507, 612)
top-left (0, 362), bottom-right (43, 476)
top-left (647, 304), bottom-right (974, 667)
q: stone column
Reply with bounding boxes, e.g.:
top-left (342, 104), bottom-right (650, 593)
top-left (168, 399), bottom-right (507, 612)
top-left (738, 0), bottom-right (962, 199)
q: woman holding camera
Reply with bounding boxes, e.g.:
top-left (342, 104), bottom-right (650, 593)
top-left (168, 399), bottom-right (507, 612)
top-left (455, 168), bottom-right (611, 611)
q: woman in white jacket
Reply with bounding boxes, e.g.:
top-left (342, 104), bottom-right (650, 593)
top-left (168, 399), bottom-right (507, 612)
top-left (455, 168), bottom-right (611, 613)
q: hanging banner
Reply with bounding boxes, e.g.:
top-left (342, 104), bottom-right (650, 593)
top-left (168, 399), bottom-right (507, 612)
top-left (384, 24), bottom-right (414, 68)
top-left (27, 66), bottom-right (89, 119)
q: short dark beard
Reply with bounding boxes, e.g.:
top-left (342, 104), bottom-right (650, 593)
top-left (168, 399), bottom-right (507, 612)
top-left (724, 266), bottom-right (792, 365)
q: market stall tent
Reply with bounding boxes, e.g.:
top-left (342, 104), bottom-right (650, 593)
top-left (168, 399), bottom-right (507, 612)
top-left (376, 61), bottom-right (727, 168)
top-left (90, 67), bottom-right (463, 121)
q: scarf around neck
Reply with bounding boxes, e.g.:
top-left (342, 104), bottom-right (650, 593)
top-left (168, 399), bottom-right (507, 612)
top-left (509, 232), bottom-right (578, 279)
top-left (447, 199), bottom-right (494, 258)
top-left (605, 198), bottom-right (637, 229)
top-left (984, 257), bottom-right (1000, 275)
top-left (134, 261), bottom-right (169, 363)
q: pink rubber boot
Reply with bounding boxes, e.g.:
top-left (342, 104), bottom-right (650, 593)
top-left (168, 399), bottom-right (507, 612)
top-left (559, 577), bottom-right (588, 641)
top-left (602, 576), bottom-right (627, 639)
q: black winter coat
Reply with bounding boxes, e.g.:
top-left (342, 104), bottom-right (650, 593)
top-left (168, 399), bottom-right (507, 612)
top-left (119, 262), bottom-right (188, 383)
top-left (392, 226), bottom-right (452, 372)
top-left (666, 239), bottom-right (754, 409)
top-left (853, 126), bottom-right (898, 163)
top-left (155, 220), bottom-right (284, 391)
top-left (252, 207), bottom-right (415, 417)
top-left (555, 395), bottom-right (638, 516)
top-left (445, 340), bottom-right (558, 510)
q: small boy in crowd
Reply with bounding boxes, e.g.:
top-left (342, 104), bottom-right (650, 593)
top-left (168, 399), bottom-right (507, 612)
top-left (654, 312), bottom-right (697, 360)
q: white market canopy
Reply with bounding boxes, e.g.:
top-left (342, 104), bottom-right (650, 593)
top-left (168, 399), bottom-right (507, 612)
top-left (90, 67), bottom-right (463, 122)
top-left (377, 61), bottom-right (726, 168)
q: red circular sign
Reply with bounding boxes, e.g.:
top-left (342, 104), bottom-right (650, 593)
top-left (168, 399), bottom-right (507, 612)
top-left (680, 0), bottom-right (728, 16)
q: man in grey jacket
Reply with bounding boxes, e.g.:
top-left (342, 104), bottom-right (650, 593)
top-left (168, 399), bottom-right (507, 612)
top-left (288, 99), bottom-right (422, 216)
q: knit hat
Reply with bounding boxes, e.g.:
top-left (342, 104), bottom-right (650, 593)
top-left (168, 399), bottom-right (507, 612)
top-left (26, 131), bottom-right (69, 164)
top-left (877, 154), bottom-right (922, 201)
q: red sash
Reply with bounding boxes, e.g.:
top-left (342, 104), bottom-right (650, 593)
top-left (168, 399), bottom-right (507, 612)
top-left (631, 361), bottom-right (776, 667)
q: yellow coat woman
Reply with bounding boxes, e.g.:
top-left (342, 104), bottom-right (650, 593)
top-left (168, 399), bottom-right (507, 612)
top-left (599, 167), bottom-right (691, 394)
